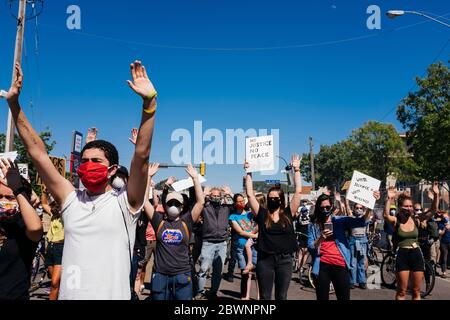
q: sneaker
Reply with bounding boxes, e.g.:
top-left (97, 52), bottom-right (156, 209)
top-left (194, 293), bottom-right (208, 300)
top-left (359, 283), bottom-right (367, 290)
top-left (441, 273), bottom-right (447, 279)
top-left (207, 292), bottom-right (219, 300)
top-left (222, 273), bottom-right (234, 283)
top-left (350, 284), bottom-right (356, 289)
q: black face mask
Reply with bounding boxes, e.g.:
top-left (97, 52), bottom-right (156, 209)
top-left (267, 197), bottom-right (281, 212)
top-left (398, 208), bottom-right (411, 223)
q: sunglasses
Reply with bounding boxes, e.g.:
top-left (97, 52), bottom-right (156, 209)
top-left (321, 206), bottom-right (332, 211)
top-left (0, 194), bottom-right (16, 201)
top-left (167, 200), bottom-right (182, 207)
top-left (414, 208), bottom-right (422, 211)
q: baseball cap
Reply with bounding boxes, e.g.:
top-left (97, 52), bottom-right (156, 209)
top-left (165, 192), bottom-right (184, 205)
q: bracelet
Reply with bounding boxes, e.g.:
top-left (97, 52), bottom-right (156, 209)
top-left (146, 91), bottom-right (158, 101)
top-left (143, 103), bottom-right (157, 115)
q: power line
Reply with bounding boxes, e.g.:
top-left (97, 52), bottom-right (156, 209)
top-left (379, 37), bottom-right (450, 122)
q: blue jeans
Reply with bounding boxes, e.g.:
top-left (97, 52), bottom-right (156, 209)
top-left (349, 238), bottom-right (368, 285)
top-left (151, 272), bottom-right (193, 300)
top-left (197, 241), bottom-right (227, 295)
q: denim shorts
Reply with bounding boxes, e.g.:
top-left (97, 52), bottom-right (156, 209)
top-left (45, 242), bottom-right (64, 267)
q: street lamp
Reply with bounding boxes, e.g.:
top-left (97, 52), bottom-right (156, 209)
top-left (386, 10), bottom-right (450, 29)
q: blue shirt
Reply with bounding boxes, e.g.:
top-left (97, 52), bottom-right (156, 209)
top-left (229, 212), bottom-right (255, 247)
top-left (307, 215), bottom-right (368, 276)
top-left (438, 218), bottom-right (450, 244)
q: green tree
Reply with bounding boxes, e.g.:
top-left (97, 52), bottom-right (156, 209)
top-left (0, 130), bottom-right (56, 193)
top-left (397, 61), bottom-right (450, 181)
top-left (349, 121), bottom-right (418, 183)
top-left (301, 140), bottom-right (355, 191)
top-left (301, 121), bottom-right (418, 191)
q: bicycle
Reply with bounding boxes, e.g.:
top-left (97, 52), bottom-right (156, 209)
top-left (29, 236), bottom-right (49, 293)
top-left (380, 249), bottom-right (435, 298)
top-left (294, 232), bottom-right (335, 294)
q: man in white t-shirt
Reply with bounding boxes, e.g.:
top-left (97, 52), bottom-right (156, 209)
top-left (6, 60), bottom-right (158, 299)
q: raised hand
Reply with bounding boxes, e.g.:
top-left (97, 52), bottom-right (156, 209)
top-left (166, 176), bottom-right (176, 187)
top-left (128, 128), bottom-right (138, 145)
top-left (222, 185), bottom-right (232, 196)
top-left (0, 158), bottom-right (24, 192)
top-left (291, 154), bottom-right (301, 171)
top-left (127, 61), bottom-right (157, 101)
top-left (186, 164), bottom-right (198, 179)
top-left (6, 63), bottom-right (23, 103)
top-left (387, 187), bottom-right (397, 200)
top-left (244, 160), bottom-right (250, 172)
top-left (334, 192), bottom-right (341, 203)
top-left (148, 163), bottom-right (160, 178)
top-left (86, 127), bottom-right (98, 144)
top-left (432, 181), bottom-right (440, 195)
top-left (204, 185), bottom-right (211, 196)
top-left (373, 190), bottom-right (381, 201)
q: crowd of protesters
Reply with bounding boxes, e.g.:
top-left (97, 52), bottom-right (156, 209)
top-left (1, 62), bottom-right (449, 301)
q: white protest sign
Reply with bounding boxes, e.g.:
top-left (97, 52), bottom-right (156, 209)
top-left (245, 135), bottom-right (274, 173)
top-left (172, 176), bottom-right (207, 192)
top-left (18, 163), bottom-right (29, 180)
top-left (0, 152), bottom-right (19, 178)
top-left (0, 90), bottom-right (8, 99)
top-left (346, 170), bottom-right (381, 210)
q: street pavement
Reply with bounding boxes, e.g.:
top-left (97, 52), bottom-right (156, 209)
top-left (30, 264), bottom-right (450, 300)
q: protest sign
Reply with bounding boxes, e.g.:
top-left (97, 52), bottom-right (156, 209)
top-left (346, 170), bottom-right (381, 210)
top-left (172, 175), bottom-right (207, 192)
top-left (18, 163), bottom-right (29, 180)
top-left (36, 156), bottom-right (66, 186)
top-left (245, 135), bottom-right (274, 173)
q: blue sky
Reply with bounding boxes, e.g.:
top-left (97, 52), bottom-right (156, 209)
top-left (1, 0), bottom-right (449, 192)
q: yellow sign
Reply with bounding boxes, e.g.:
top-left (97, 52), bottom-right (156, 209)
top-left (36, 156), bottom-right (66, 186)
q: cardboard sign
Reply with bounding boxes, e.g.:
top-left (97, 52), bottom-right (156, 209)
top-left (172, 176), bottom-right (207, 192)
top-left (346, 170), bottom-right (381, 210)
top-left (18, 163), bottom-right (29, 181)
top-left (36, 156), bottom-right (66, 186)
top-left (245, 135), bottom-right (274, 173)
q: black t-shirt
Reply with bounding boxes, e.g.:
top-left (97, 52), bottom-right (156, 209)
top-left (255, 207), bottom-right (298, 255)
top-left (0, 218), bottom-right (38, 300)
top-left (134, 212), bottom-right (149, 250)
top-left (151, 211), bottom-right (193, 275)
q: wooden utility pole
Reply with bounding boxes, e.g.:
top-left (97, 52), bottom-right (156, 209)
top-left (5, 0), bottom-right (27, 152)
top-left (309, 136), bottom-right (316, 191)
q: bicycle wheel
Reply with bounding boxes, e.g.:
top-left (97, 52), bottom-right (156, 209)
top-left (421, 261), bottom-right (436, 298)
top-left (29, 253), bottom-right (45, 293)
top-left (381, 254), bottom-right (397, 288)
top-left (308, 266), bottom-right (335, 294)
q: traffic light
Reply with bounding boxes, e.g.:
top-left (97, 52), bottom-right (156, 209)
top-left (200, 162), bottom-right (206, 176)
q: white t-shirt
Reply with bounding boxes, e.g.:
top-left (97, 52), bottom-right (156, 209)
top-left (58, 188), bottom-right (141, 300)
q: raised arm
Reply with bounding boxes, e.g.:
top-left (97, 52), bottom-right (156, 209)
top-left (290, 154), bottom-right (302, 217)
top-left (421, 182), bottom-right (441, 221)
top-left (186, 164), bottom-right (205, 223)
top-left (6, 63), bottom-right (74, 205)
top-left (244, 161), bottom-right (260, 216)
top-left (86, 128), bottom-right (98, 144)
top-left (365, 191), bottom-right (380, 221)
top-left (0, 159), bottom-right (42, 242)
top-left (126, 61), bottom-right (158, 213)
top-left (384, 187), bottom-right (397, 226)
top-left (142, 163), bottom-right (160, 221)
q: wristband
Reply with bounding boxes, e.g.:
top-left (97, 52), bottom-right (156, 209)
top-left (143, 104), bottom-right (157, 115)
top-left (13, 187), bottom-right (28, 197)
top-left (146, 91), bottom-right (158, 101)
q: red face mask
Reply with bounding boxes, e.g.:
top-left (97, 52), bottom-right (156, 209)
top-left (77, 162), bottom-right (110, 193)
top-left (235, 203), bottom-right (246, 210)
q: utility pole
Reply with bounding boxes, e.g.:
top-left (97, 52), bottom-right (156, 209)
top-left (5, 0), bottom-right (27, 152)
top-left (309, 136), bottom-right (316, 191)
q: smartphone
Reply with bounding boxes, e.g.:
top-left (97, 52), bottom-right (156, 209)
top-left (324, 222), bottom-right (333, 232)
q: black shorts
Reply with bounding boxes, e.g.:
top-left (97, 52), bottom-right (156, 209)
top-left (297, 233), bottom-right (308, 249)
top-left (45, 242), bottom-right (64, 267)
top-left (395, 247), bottom-right (425, 273)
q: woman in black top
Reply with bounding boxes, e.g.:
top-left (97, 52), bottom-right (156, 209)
top-left (244, 155), bottom-right (302, 300)
top-left (0, 159), bottom-right (43, 300)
